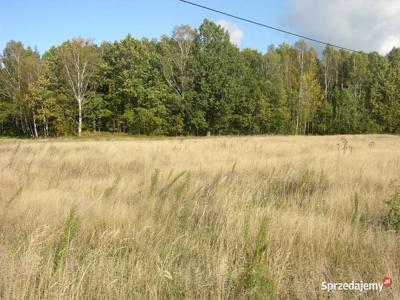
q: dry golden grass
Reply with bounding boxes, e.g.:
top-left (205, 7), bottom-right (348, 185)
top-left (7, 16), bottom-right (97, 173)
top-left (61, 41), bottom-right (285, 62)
top-left (0, 135), bottom-right (399, 299)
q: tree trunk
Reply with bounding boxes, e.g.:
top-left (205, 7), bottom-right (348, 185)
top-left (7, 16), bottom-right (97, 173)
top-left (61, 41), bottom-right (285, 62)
top-left (45, 119), bottom-right (49, 137)
top-left (324, 59), bottom-right (329, 98)
top-left (19, 105), bottom-right (27, 136)
top-left (78, 98), bottom-right (82, 137)
top-left (296, 49), bottom-right (304, 135)
top-left (32, 111), bottom-right (38, 138)
top-left (41, 104), bottom-right (49, 138)
top-left (25, 113), bottom-right (33, 137)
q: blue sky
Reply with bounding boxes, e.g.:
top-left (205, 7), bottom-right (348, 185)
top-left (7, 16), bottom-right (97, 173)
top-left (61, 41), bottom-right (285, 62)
top-left (0, 0), bottom-right (298, 55)
top-left (3, 1), bottom-right (398, 55)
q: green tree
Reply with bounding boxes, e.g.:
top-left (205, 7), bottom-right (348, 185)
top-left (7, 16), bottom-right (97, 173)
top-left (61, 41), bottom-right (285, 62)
top-left (190, 19), bottom-right (242, 135)
top-left (101, 36), bottom-right (176, 135)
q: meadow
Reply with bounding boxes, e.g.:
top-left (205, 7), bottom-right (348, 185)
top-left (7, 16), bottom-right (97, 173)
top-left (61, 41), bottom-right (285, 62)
top-left (0, 135), bottom-right (399, 299)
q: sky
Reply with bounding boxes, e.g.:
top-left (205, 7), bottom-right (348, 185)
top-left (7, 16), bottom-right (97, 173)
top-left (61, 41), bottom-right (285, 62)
top-left (1, 0), bottom-right (399, 55)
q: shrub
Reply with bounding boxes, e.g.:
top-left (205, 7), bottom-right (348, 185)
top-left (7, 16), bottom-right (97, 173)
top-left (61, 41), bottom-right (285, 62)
top-left (53, 208), bottom-right (79, 272)
top-left (236, 217), bottom-right (276, 299)
top-left (386, 187), bottom-right (400, 231)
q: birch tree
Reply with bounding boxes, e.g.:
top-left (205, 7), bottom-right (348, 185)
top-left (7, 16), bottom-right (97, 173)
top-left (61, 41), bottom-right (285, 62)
top-left (295, 41), bottom-right (322, 134)
top-left (161, 25), bottom-right (195, 102)
top-left (0, 41), bottom-right (41, 137)
top-left (59, 38), bottom-right (99, 136)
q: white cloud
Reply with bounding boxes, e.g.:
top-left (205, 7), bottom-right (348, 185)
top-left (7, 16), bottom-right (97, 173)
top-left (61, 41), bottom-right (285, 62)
top-left (282, 0), bottom-right (400, 54)
top-left (217, 20), bottom-right (244, 46)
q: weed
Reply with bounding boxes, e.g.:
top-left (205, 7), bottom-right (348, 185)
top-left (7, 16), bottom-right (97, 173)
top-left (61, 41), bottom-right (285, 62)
top-left (53, 208), bottom-right (79, 272)
top-left (337, 137), bottom-right (353, 154)
top-left (104, 176), bottom-right (121, 200)
top-left (150, 169), bottom-right (161, 195)
top-left (238, 217), bottom-right (276, 299)
top-left (351, 193), bottom-right (360, 225)
top-left (159, 171), bottom-right (186, 200)
top-left (386, 187), bottom-right (400, 231)
top-left (0, 186), bottom-right (23, 228)
top-left (6, 143), bottom-right (21, 167)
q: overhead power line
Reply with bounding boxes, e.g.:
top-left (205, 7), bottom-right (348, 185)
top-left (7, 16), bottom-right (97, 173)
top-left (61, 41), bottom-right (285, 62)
top-left (178, 0), bottom-right (360, 53)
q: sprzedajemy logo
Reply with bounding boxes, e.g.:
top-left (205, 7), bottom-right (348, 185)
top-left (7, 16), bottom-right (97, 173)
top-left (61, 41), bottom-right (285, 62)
top-left (321, 277), bottom-right (392, 292)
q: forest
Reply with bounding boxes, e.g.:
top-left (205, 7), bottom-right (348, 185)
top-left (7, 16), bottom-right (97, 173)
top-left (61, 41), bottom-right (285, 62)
top-left (0, 19), bottom-right (399, 137)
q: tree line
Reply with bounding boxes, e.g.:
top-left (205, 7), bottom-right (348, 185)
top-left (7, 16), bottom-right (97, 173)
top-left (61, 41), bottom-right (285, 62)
top-left (1, 19), bottom-right (399, 137)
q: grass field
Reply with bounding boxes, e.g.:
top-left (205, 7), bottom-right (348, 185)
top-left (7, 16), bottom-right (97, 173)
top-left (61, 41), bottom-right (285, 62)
top-left (0, 135), bottom-right (399, 299)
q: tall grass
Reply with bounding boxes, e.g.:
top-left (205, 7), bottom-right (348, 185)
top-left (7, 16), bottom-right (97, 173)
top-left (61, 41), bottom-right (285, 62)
top-left (0, 135), bottom-right (399, 299)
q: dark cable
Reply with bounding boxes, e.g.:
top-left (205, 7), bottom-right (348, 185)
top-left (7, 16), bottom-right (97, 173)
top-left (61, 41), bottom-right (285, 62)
top-left (178, 0), bottom-right (360, 53)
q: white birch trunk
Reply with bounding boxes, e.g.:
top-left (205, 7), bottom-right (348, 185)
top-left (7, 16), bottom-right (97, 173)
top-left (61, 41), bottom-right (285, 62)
top-left (32, 111), bottom-right (38, 138)
top-left (78, 98), bottom-right (82, 137)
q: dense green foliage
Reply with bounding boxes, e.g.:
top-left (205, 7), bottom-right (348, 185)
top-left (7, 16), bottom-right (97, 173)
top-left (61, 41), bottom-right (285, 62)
top-left (1, 19), bottom-right (399, 137)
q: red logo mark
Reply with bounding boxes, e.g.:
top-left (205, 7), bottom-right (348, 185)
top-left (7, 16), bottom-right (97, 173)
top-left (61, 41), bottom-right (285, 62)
top-left (383, 277), bottom-right (392, 287)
